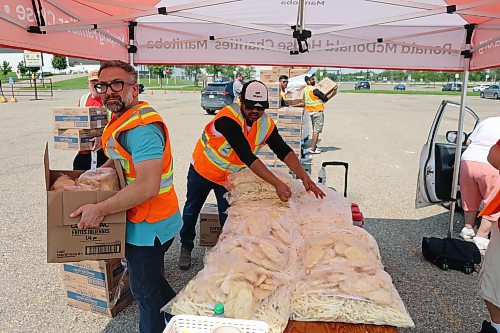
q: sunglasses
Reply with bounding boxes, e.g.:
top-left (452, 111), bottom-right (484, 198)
top-left (94, 81), bottom-right (135, 94)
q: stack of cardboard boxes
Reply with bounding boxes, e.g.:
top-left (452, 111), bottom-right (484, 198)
top-left (45, 135), bottom-right (132, 316)
top-left (61, 259), bottom-right (133, 317)
top-left (53, 107), bottom-right (108, 151)
top-left (259, 107), bottom-right (303, 169)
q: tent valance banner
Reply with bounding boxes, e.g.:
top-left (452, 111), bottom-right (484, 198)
top-left (0, 0), bottom-right (499, 70)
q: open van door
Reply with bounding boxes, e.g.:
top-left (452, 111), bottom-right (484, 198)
top-left (416, 100), bottom-right (479, 208)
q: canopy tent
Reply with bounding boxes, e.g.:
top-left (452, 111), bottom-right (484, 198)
top-left (0, 0), bottom-right (499, 71)
top-left (1, 0), bottom-right (499, 237)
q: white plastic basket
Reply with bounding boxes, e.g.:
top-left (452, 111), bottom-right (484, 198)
top-left (163, 314), bottom-right (269, 333)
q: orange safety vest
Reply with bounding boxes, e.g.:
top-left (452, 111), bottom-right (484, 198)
top-left (304, 85), bottom-right (324, 113)
top-left (192, 103), bottom-right (275, 185)
top-left (102, 101), bottom-right (179, 223)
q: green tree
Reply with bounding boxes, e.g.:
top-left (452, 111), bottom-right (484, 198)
top-left (184, 65), bottom-right (203, 85)
top-left (490, 68), bottom-right (500, 83)
top-left (17, 61), bottom-right (27, 75)
top-left (1, 61), bottom-right (12, 78)
top-left (235, 66), bottom-right (256, 80)
top-left (205, 65), bottom-right (224, 80)
top-left (51, 55), bottom-right (68, 72)
top-left (147, 65), bottom-right (166, 77)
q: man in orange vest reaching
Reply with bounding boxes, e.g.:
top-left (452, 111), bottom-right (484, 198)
top-left (70, 61), bottom-right (182, 333)
top-left (73, 70), bottom-right (108, 170)
top-left (178, 80), bottom-right (325, 270)
top-left (304, 74), bottom-right (329, 154)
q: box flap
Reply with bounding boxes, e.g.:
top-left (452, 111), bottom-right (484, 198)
top-left (44, 143), bottom-right (50, 191)
top-left (112, 159), bottom-right (126, 189)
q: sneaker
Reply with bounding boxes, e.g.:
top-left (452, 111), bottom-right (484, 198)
top-left (473, 236), bottom-right (490, 251)
top-left (459, 227), bottom-right (475, 240)
top-left (478, 320), bottom-right (497, 333)
top-left (309, 148), bottom-right (322, 154)
top-left (178, 246), bottom-right (192, 270)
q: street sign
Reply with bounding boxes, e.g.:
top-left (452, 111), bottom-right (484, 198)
top-left (24, 51), bottom-right (43, 67)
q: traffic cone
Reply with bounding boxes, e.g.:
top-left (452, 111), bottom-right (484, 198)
top-left (164, 90), bottom-right (168, 94)
top-left (0, 96), bottom-right (7, 103)
top-left (9, 97), bottom-right (17, 103)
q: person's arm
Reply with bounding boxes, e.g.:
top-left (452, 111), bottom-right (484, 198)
top-left (267, 128), bottom-right (325, 198)
top-left (71, 124), bottom-right (165, 228)
top-left (313, 88), bottom-right (328, 103)
top-left (487, 141), bottom-right (500, 170)
top-left (215, 117), bottom-right (292, 201)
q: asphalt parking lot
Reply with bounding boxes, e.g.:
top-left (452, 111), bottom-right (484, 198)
top-left (0, 89), bottom-right (498, 333)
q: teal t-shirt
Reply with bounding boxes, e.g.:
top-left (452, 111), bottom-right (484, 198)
top-left (119, 123), bottom-right (182, 246)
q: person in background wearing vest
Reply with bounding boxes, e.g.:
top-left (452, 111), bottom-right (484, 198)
top-left (73, 70), bottom-right (108, 170)
top-left (178, 80), bottom-right (325, 270)
top-left (304, 74), bottom-right (328, 154)
top-left (477, 140), bottom-right (500, 333)
top-left (233, 72), bottom-right (245, 103)
top-left (70, 61), bottom-right (183, 333)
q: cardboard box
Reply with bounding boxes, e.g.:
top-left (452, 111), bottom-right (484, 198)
top-left (268, 96), bottom-right (280, 109)
top-left (277, 122), bottom-right (302, 138)
top-left (60, 259), bottom-right (126, 289)
top-left (199, 203), bottom-right (221, 247)
top-left (53, 128), bottom-right (104, 151)
top-left (266, 83), bottom-right (280, 98)
top-left (266, 110), bottom-right (279, 121)
top-left (316, 77), bottom-right (338, 100)
top-left (53, 107), bottom-right (108, 129)
top-left (290, 68), bottom-right (310, 77)
top-left (45, 145), bottom-right (127, 263)
top-left (277, 107), bottom-right (303, 124)
top-left (63, 278), bottom-right (133, 317)
top-left (284, 89), bottom-right (304, 106)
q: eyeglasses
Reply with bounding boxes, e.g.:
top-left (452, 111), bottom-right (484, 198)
top-left (94, 81), bottom-right (135, 94)
top-left (281, 81), bottom-right (288, 84)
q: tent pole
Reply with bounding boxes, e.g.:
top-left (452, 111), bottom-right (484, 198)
top-left (447, 58), bottom-right (470, 238)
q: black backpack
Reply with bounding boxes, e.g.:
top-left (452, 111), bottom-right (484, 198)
top-left (224, 81), bottom-right (235, 100)
top-left (422, 237), bottom-right (481, 274)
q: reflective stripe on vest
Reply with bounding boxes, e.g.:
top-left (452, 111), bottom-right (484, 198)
top-left (304, 85), bottom-right (324, 112)
top-left (79, 93), bottom-right (91, 107)
top-left (102, 102), bottom-right (178, 223)
top-left (192, 104), bottom-right (275, 184)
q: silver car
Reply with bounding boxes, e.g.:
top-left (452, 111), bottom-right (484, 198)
top-left (480, 84), bottom-right (500, 99)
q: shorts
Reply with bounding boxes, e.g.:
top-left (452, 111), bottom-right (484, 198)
top-left (480, 222), bottom-right (500, 308)
top-left (459, 160), bottom-right (500, 221)
top-left (309, 111), bottom-right (324, 133)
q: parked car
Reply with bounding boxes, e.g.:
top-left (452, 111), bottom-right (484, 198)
top-left (138, 83), bottom-right (145, 94)
top-left (416, 100), bottom-right (479, 209)
top-left (480, 84), bottom-right (500, 99)
top-left (200, 82), bottom-right (233, 114)
top-left (354, 81), bottom-right (370, 90)
top-left (441, 83), bottom-right (462, 91)
top-left (394, 83), bottom-right (406, 91)
top-left (472, 84), bottom-right (490, 92)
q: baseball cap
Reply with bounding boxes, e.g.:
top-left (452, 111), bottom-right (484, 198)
top-left (88, 70), bottom-right (99, 81)
top-left (236, 72), bottom-right (245, 78)
top-left (241, 80), bottom-right (269, 109)
top-left (304, 73), bottom-right (315, 82)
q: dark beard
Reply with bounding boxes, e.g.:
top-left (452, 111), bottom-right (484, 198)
top-left (105, 100), bottom-right (126, 113)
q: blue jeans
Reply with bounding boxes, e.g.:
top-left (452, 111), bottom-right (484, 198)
top-left (126, 237), bottom-right (176, 333)
top-left (180, 164), bottom-right (229, 250)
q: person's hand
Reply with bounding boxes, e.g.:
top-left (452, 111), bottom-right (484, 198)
top-left (275, 180), bottom-right (292, 202)
top-left (90, 136), bottom-right (102, 151)
top-left (302, 177), bottom-right (326, 199)
top-left (70, 203), bottom-right (105, 229)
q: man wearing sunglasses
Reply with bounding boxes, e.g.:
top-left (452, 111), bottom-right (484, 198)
top-left (178, 80), bottom-right (325, 270)
top-left (70, 60), bottom-right (182, 333)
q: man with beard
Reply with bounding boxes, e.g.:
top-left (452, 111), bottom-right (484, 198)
top-left (70, 60), bottom-right (182, 333)
top-left (178, 80), bottom-right (325, 270)
top-left (304, 74), bottom-right (328, 154)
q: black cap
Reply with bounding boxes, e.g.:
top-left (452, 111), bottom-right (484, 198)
top-left (236, 72), bottom-right (245, 78)
top-left (304, 74), bottom-right (315, 82)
